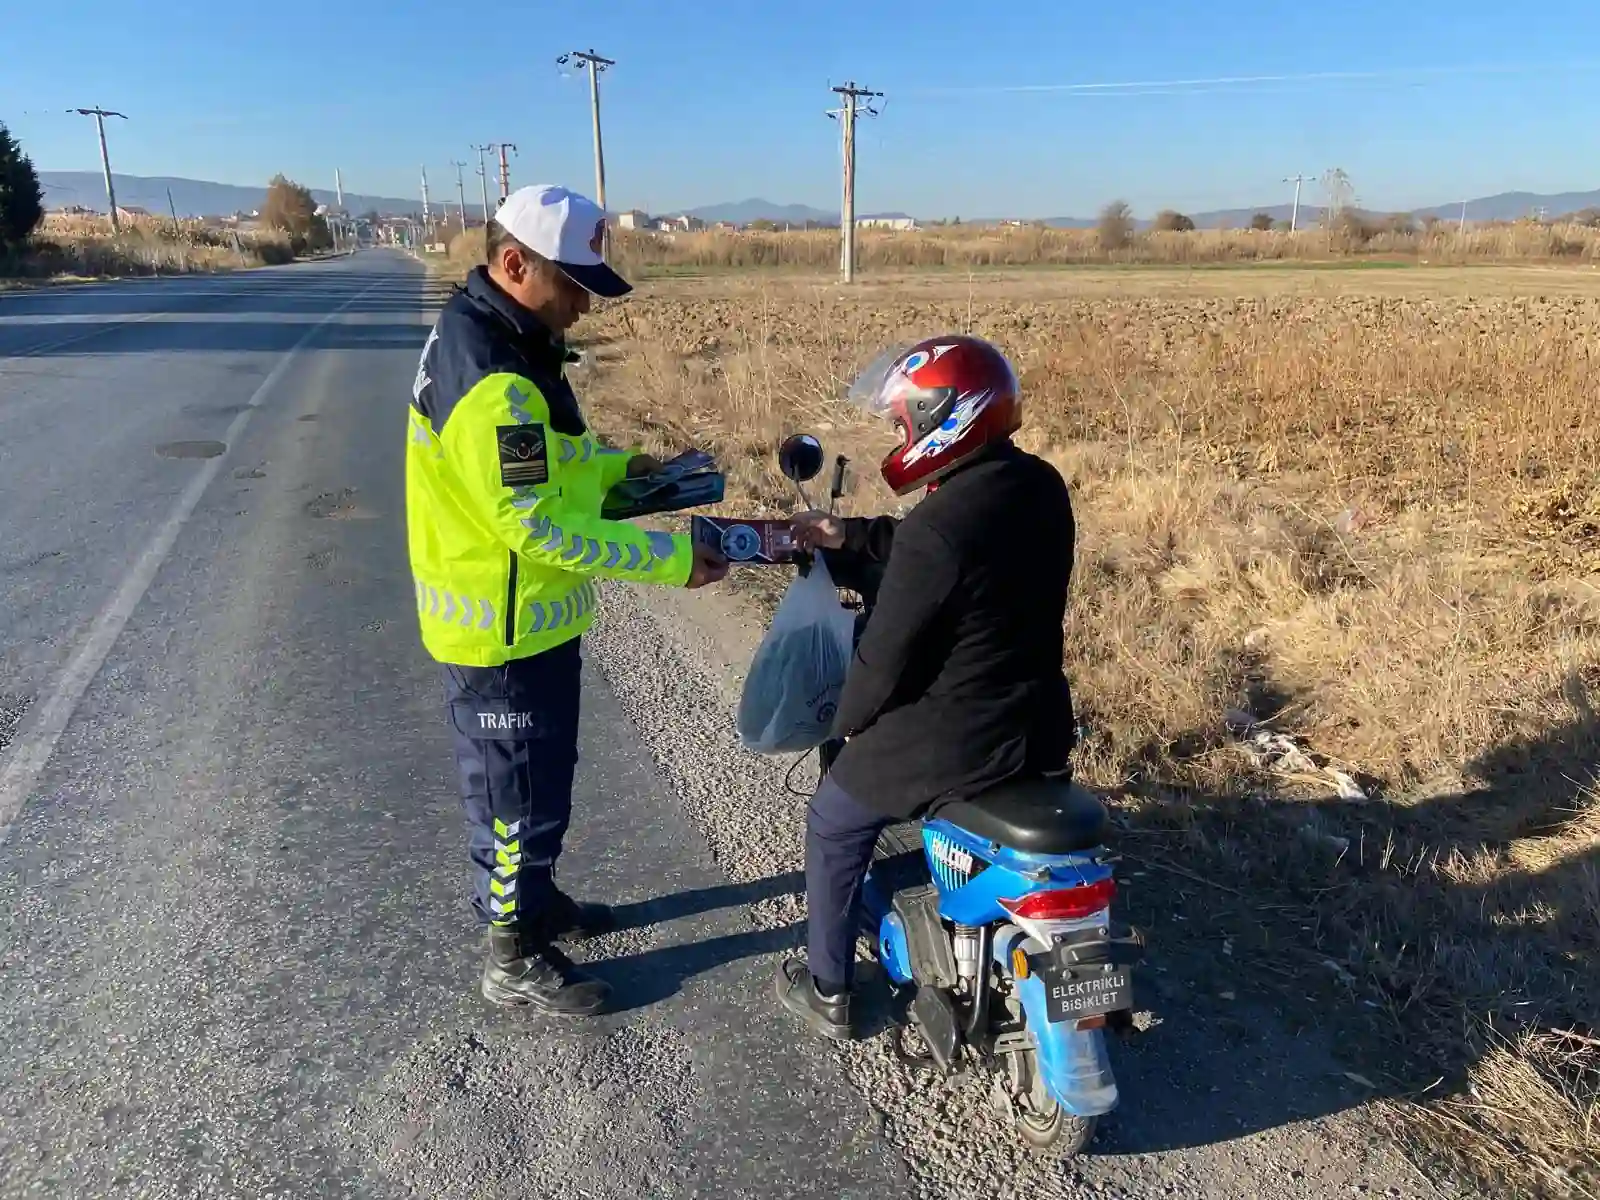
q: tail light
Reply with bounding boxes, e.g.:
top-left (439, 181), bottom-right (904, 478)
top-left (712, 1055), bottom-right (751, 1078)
top-left (998, 878), bottom-right (1116, 923)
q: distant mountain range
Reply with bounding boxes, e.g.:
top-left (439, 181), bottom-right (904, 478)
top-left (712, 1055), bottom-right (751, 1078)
top-left (1046, 189), bottom-right (1600, 230)
top-left (680, 198), bottom-right (836, 225)
top-left (680, 190), bottom-right (1600, 229)
top-left (36, 172), bottom-right (1600, 229)
top-left (38, 172), bottom-right (483, 220)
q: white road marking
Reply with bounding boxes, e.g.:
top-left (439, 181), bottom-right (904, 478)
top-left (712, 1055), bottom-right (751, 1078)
top-left (0, 275), bottom-right (383, 844)
top-left (0, 268), bottom-right (373, 361)
top-left (0, 311), bottom-right (165, 360)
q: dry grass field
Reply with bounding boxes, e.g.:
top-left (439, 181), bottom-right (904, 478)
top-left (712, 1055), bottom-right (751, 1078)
top-left (551, 263), bottom-right (1600, 1198)
top-left (3, 213), bottom-right (295, 282)
top-left (600, 220), bottom-right (1600, 271)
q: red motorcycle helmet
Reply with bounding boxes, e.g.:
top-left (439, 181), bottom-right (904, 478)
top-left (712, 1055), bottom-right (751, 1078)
top-left (846, 334), bottom-right (1023, 495)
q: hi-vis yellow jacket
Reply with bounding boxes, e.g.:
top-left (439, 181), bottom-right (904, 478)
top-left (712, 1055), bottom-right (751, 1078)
top-left (406, 268), bottom-right (693, 666)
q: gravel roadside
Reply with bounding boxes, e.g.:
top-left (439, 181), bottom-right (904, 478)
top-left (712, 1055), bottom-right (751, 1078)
top-left (583, 576), bottom-right (1457, 1200)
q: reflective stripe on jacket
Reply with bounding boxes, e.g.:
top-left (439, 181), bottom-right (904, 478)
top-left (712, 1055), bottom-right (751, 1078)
top-left (406, 267), bottom-right (693, 666)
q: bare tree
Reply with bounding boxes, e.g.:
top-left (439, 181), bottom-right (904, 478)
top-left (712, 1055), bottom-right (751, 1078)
top-left (1098, 200), bottom-right (1134, 251)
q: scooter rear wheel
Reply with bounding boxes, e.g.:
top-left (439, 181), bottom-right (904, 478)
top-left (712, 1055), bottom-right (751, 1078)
top-left (997, 1048), bottom-right (1098, 1157)
top-left (1016, 1101), bottom-right (1096, 1156)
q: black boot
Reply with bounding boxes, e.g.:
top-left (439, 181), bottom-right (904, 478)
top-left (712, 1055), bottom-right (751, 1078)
top-left (544, 890), bottom-right (616, 943)
top-left (481, 925), bottom-right (610, 1016)
top-left (774, 957), bottom-right (856, 1041)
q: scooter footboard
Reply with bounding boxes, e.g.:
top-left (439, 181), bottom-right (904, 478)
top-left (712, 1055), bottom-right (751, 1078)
top-left (995, 925), bottom-right (1120, 1118)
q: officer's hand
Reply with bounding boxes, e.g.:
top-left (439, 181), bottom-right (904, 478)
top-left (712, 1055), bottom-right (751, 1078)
top-left (626, 453), bottom-right (665, 479)
top-left (685, 543), bottom-right (729, 589)
top-left (790, 510), bottom-right (846, 552)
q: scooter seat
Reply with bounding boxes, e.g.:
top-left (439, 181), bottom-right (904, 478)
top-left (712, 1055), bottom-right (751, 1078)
top-left (932, 776), bottom-right (1108, 856)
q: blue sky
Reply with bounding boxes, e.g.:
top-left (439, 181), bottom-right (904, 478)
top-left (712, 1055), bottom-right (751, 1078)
top-left (5, 1), bottom-right (1600, 218)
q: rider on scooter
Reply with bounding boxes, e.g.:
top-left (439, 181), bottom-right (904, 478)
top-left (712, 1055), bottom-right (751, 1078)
top-left (776, 334), bottom-right (1080, 1040)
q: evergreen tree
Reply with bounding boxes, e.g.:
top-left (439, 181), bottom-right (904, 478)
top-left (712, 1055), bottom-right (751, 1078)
top-left (0, 121), bottom-right (45, 261)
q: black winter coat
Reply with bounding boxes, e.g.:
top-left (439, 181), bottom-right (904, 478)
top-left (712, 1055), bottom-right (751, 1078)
top-left (822, 441), bottom-right (1077, 820)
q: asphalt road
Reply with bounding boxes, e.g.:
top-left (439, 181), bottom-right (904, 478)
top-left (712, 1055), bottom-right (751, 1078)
top-left (0, 252), bottom-right (1442, 1200)
top-left (0, 253), bottom-right (900, 1199)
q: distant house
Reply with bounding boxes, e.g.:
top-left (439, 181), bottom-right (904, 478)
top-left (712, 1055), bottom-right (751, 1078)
top-left (657, 214), bottom-right (705, 232)
top-left (856, 216), bottom-right (917, 231)
top-left (116, 205), bottom-right (153, 220)
top-left (615, 209), bottom-right (650, 230)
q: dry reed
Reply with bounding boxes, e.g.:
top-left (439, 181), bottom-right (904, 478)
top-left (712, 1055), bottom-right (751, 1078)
top-left (9, 213), bottom-right (295, 280)
top-left (595, 222), bottom-right (1600, 273)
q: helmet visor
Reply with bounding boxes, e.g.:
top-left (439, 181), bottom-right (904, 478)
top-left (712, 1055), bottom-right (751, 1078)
top-left (845, 344), bottom-right (915, 418)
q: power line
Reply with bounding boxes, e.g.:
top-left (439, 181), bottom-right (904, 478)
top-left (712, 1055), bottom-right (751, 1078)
top-left (891, 59), bottom-right (1600, 98)
top-left (827, 81), bottom-right (882, 284)
top-left (68, 107), bottom-right (127, 232)
top-left (558, 49), bottom-right (616, 254)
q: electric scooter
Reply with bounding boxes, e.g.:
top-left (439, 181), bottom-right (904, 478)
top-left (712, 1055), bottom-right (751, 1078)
top-left (778, 433), bottom-right (1146, 1156)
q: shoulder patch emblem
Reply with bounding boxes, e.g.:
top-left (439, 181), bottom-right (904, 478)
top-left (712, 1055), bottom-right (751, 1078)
top-left (497, 424), bottom-right (550, 487)
top-left (413, 324), bottom-right (440, 402)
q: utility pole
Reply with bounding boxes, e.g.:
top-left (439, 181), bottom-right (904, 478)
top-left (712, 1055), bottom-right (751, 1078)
top-left (335, 168), bottom-right (345, 211)
top-left (70, 107), bottom-right (128, 232)
top-left (451, 160), bottom-right (469, 231)
top-left (560, 50), bottom-right (614, 217)
top-left (166, 187), bottom-right (179, 229)
top-left (1282, 174), bottom-right (1310, 233)
top-left (420, 165), bottom-right (433, 248)
top-left (1459, 200), bottom-right (1468, 234)
top-left (487, 143), bottom-right (517, 206)
top-left (475, 144), bottom-right (493, 221)
top-left (827, 81), bottom-right (882, 284)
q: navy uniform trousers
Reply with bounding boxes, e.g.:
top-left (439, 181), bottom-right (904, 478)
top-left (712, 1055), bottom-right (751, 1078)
top-left (440, 637), bottom-right (583, 937)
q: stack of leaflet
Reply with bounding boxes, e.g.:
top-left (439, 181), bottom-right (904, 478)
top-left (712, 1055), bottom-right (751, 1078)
top-left (601, 449), bottom-right (726, 521)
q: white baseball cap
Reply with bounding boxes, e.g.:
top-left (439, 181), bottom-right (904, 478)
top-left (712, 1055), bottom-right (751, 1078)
top-left (492, 183), bottom-right (631, 298)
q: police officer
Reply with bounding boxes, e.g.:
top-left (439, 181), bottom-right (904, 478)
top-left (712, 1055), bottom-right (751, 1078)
top-left (407, 184), bottom-right (728, 1016)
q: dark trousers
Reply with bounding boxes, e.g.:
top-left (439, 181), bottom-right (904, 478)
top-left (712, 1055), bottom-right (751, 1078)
top-left (806, 773), bottom-right (890, 992)
top-left (441, 638), bottom-right (583, 935)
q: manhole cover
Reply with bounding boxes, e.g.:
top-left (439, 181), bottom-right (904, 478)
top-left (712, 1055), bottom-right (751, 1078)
top-left (155, 440), bottom-right (226, 459)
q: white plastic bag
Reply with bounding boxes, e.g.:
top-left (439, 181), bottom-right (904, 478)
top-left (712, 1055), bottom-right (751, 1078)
top-left (736, 557), bottom-right (856, 755)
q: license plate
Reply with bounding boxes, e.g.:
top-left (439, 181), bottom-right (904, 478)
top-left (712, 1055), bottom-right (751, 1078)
top-left (1041, 965), bottom-right (1133, 1023)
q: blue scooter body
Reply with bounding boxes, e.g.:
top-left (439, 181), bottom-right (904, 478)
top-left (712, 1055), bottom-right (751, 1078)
top-left (863, 816), bottom-right (1126, 1119)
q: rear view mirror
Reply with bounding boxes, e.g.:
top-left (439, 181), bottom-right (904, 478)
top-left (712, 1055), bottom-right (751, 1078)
top-left (778, 434), bottom-right (825, 484)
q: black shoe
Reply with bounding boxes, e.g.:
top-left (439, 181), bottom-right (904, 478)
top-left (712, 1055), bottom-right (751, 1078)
top-left (482, 926), bottom-right (610, 1016)
top-left (544, 891), bottom-right (616, 943)
top-left (774, 957), bottom-right (856, 1041)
